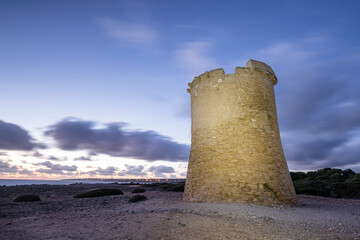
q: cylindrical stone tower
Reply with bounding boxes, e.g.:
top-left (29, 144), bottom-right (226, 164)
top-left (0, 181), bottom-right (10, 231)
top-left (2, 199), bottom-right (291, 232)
top-left (184, 59), bottom-right (296, 205)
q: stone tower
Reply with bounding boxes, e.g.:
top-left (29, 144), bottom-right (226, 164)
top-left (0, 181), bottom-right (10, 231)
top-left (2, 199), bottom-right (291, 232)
top-left (184, 59), bottom-right (297, 205)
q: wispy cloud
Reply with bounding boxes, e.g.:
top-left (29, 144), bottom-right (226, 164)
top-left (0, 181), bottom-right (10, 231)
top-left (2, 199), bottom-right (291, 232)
top-left (175, 101), bottom-right (191, 119)
top-left (257, 42), bottom-right (315, 64)
top-left (98, 18), bottom-right (158, 48)
top-left (174, 41), bottom-right (217, 74)
top-left (37, 161), bottom-right (77, 172)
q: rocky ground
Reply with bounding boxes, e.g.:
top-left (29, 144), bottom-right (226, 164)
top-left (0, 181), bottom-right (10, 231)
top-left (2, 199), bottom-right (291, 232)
top-left (1, 183), bottom-right (360, 240)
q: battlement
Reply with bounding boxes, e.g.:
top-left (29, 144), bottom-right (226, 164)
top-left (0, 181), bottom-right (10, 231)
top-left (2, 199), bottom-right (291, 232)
top-left (197, 68), bottom-right (225, 81)
top-left (187, 60), bottom-right (277, 93)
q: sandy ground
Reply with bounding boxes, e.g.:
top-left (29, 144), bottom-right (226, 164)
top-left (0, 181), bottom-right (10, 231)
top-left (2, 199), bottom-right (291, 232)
top-left (1, 184), bottom-right (360, 240)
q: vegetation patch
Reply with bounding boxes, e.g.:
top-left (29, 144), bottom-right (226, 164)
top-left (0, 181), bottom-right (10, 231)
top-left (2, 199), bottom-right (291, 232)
top-left (166, 182), bottom-right (185, 192)
top-left (14, 194), bottom-right (41, 202)
top-left (128, 194), bottom-right (147, 203)
top-left (291, 168), bottom-right (360, 198)
top-left (157, 183), bottom-right (176, 190)
top-left (144, 183), bottom-right (169, 188)
top-left (131, 188), bottom-right (146, 193)
top-left (144, 182), bottom-right (185, 192)
top-left (74, 188), bottom-right (123, 198)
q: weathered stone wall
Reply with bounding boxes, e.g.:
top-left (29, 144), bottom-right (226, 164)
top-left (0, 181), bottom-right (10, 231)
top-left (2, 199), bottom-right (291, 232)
top-left (184, 60), bottom-right (297, 205)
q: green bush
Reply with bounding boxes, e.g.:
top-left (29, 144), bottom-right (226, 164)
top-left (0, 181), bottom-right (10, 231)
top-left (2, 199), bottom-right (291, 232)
top-left (290, 168), bottom-right (360, 198)
top-left (128, 194), bottom-right (147, 203)
top-left (290, 172), bottom-right (306, 181)
top-left (131, 188), bottom-right (146, 193)
top-left (14, 194), bottom-right (41, 202)
top-left (74, 188), bottom-right (123, 198)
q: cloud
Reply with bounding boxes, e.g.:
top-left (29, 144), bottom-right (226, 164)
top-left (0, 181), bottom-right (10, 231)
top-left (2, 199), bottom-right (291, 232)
top-left (118, 165), bottom-right (147, 177)
top-left (31, 151), bottom-right (43, 158)
top-left (148, 165), bottom-right (175, 178)
top-left (326, 137), bottom-right (360, 169)
top-left (45, 118), bottom-right (190, 162)
top-left (0, 152), bottom-right (8, 156)
top-left (18, 169), bottom-right (36, 176)
top-left (283, 135), bottom-right (348, 165)
top-left (0, 160), bottom-right (37, 176)
top-left (87, 166), bottom-right (118, 176)
top-left (98, 18), bottom-right (158, 48)
top-left (22, 151), bottom-right (67, 161)
top-left (175, 101), bottom-right (191, 119)
top-left (249, 39), bottom-right (360, 171)
top-left (22, 151), bottom-right (43, 158)
top-left (174, 41), bottom-right (217, 74)
top-left (0, 120), bottom-right (37, 151)
top-left (0, 160), bottom-right (18, 173)
top-left (118, 165), bottom-right (177, 177)
top-left (257, 42), bottom-right (315, 65)
top-left (48, 156), bottom-right (60, 161)
top-left (148, 165), bottom-right (175, 173)
top-left (74, 156), bottom-right (92, 161)
top-left (281, 61), bottom-right (360, 170)
top-left (37, 161), bottom-right (77, 172)
top-left (36, 168), bottom-right (74, 175)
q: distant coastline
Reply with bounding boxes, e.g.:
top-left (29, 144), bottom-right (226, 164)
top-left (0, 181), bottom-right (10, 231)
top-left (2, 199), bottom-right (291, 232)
top-left (0, 178), bottom-right (186, 186)
top-left (64, 178), bottom-right (186, 183)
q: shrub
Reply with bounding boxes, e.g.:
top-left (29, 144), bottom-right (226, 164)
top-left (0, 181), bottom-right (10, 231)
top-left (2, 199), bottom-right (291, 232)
top-left (14, 194), bottom-right (41, 202)
top-left (158, 183), bottom-right (177, 190)
top-left (143, 182), bottom-right (185, 192)
top-left (74, 188), bottom-right (123, 198)
top-left (144, 183), bottom-right (164, 188)
top-left (291, 168), bottom-right (360, 198)
top-left (128, 195), bottom-right (147, 203)
top-left (293, 180), bottom-right (335, 197)
top-left (131, 188), bottom-right (146, 193)
top-left (166, 182), bottom-right (185, 192)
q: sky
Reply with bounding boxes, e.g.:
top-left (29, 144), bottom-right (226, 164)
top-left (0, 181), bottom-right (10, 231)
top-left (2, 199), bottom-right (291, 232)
top-left (1, 0), bottom-right (360, 180)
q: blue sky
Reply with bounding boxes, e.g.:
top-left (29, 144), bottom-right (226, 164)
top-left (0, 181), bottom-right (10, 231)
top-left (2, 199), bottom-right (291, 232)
top-left (1, 0), bottom-right (360, 179)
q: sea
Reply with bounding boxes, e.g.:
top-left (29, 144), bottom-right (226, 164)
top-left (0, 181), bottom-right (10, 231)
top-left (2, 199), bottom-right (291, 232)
top-left (0, 179), bottom-right (126, 186)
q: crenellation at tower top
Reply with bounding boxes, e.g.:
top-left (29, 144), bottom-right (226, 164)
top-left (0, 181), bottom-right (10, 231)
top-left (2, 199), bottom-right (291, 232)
top-left (188, 60), bottom-right (278, 95)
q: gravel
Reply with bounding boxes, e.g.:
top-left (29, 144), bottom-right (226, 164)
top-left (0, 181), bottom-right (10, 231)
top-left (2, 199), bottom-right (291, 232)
top-left (1, 184), bottom-right (359, 239)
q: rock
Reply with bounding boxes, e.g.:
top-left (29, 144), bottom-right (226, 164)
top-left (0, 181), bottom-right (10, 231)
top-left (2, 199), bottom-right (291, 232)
top-left (261, 216), bottom-right (274, 222)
